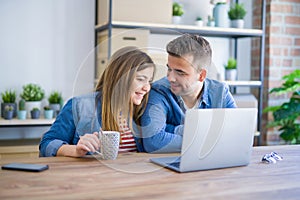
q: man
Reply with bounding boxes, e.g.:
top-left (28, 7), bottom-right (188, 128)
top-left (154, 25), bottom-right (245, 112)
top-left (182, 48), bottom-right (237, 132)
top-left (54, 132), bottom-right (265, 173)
top-left (140, 34), bottom-right (237, 153)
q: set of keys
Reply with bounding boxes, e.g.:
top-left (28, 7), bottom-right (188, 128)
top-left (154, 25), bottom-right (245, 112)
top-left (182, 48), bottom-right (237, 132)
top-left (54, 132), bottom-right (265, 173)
top-left (261, 152), bottom-right (283, 163)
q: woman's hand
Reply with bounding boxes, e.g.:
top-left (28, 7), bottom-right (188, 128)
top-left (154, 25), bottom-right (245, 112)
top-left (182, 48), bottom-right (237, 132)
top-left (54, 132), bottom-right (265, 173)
top-left (76, 132), bottom-right (100, 157)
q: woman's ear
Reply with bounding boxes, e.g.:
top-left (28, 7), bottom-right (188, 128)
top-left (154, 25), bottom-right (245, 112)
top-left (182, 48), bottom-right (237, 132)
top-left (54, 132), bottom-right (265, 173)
top-left (199, 69), bottom-right (207, 82)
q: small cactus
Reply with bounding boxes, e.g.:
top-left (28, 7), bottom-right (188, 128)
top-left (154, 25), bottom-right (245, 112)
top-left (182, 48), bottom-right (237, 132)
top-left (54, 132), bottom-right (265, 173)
top-left (4, 105), bottom-right (14, 111)
top-left (19, 99), bottom-right (26, 111)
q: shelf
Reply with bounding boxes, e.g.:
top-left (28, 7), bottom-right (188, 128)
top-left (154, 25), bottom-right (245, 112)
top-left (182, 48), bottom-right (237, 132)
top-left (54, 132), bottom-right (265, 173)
top-left (95, 21), bottom-right (264, 38)
top-left (224, 80), bottom-right (262, 87)
top-left (0, 118), bottom-right (55, 127)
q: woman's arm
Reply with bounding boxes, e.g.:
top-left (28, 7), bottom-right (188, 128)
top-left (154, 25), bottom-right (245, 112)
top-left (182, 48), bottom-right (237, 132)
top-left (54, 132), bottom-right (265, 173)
top-left (56, 132), bottom-right (100, 157)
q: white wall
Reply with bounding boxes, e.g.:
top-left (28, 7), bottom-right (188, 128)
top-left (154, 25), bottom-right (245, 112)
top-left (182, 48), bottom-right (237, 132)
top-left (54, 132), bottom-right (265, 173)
top-left (0, 0), bottom-right (95, 105)
top-left (0, 0), bottom-right (95, 140)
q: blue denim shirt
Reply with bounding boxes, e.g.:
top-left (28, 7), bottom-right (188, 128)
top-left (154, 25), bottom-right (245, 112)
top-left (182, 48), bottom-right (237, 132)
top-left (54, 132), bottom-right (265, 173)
top-left (39, 92), bottom-right (144, 157)
top-left (140, 77), bottom-right (237, 153)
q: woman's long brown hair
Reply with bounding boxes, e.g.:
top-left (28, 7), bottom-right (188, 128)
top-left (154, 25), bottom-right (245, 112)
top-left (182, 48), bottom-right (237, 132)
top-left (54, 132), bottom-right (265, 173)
top-left (95, 46), bottom-right (155, 132)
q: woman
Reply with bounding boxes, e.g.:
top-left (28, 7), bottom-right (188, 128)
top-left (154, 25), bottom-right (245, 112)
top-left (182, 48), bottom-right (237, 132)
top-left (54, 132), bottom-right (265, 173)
top-left (39, 46), bottom-right (155, 157)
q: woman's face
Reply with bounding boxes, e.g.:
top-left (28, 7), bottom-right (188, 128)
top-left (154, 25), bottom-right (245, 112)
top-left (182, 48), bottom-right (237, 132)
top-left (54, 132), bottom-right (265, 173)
top-left (130, 66), bottom-right (154, 105)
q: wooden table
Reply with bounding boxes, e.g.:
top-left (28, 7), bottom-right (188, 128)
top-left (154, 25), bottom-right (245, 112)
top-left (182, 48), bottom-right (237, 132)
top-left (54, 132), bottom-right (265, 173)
top-left (0, 145), bottom-right (299, 199)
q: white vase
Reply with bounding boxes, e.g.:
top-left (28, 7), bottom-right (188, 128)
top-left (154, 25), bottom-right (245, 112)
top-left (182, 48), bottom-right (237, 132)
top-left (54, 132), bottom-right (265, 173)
top-left (25, 101), bottom-right (42, 118)
top-left (213, 3), bottom-right (229, 28)
top-left (172, 16), bottom-right (182, 24)
top-left (231, 19), bottom-right (244, 28)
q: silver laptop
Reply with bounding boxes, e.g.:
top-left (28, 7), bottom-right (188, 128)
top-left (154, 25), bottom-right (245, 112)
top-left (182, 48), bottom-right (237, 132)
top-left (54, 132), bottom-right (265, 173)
top-left (150, 108), bottom-right (258, 173)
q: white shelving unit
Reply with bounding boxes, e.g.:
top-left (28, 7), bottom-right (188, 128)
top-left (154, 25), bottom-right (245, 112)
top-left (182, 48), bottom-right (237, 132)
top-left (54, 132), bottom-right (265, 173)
top-left (95, 0), bottom-right (266, 144)
top-left (0, 118), bottom-right (54, 127)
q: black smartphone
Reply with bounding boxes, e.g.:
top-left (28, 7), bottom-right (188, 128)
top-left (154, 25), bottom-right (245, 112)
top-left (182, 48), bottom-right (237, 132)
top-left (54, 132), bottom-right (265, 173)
top-left (1, 163), bottom-right (49, 172)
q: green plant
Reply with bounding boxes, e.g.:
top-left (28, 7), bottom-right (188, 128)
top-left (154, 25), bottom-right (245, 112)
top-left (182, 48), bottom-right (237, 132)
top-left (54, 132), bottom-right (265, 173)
top-left (263, 69), bottom-right (300, 144)
top-left (31, 107), bottom-right (40, 112)
top-left (172, 2), bottom-right (184, 16)
top-left (224, 58), bottom-right (237, 70)
top-left (44, 106), bottom-right (51, 110)
top-left (1, 90), bottom-right (16, 103)
top-left (4, 105), bottom-right (14, 111)
top-left (228, 3), bottom-right (247, 20)
top-left (210, 0), bottom-right (226, 5)
top-left (48, 91), bottom-right (63, 104)
top-left (19, 99), bottom-right (26, 111)
top-left (196, 16), bottom-right (202, 21)
top-left (208, 15), bottom-right (214, 22)
top-left (20, 83), bottom-right (45, 101)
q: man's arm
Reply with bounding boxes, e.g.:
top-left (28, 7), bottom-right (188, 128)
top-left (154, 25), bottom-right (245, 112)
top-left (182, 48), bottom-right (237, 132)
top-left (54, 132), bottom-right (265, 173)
top-left (140, 91), bottom-right (183, 153)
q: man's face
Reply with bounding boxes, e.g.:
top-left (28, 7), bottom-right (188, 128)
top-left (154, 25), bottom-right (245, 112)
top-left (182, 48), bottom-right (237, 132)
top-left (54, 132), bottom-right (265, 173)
top-left (167, 54), bottom-right (205, 97)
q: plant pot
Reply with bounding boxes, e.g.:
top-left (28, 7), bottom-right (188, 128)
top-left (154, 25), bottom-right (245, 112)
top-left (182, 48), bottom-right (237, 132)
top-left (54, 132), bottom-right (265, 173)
top-left (3, 110), bottom-right (13, 120)
top-left (44, 110), bottom-right (54, 119)
top-left (50, 103), bottom-right (61, 118)
top-left (207, 21), bottom-right (215, 27)
top-left (231, 19), bottom-right (244, 28)
top-left (225, 69), bottom-right (237, 81)
top-left (31, 110), bottom-right (40, 119)
top-left (172, 16), bottom-right (182, 24)
top-left (213, 3), bottom-right (229, 28)
top-left (17, 110), bottom-right (27, 120)
top-left (195, 20), bottom-right (203, 27)
top-left (1, 103), bottom-right (17, 118)
top-left (25, 101), bottom-right (42, 118)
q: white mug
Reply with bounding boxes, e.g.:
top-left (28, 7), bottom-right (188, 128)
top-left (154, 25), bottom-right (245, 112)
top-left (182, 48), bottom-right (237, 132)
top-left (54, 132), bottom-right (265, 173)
top-left (97, 131), bottom-right (120, 160)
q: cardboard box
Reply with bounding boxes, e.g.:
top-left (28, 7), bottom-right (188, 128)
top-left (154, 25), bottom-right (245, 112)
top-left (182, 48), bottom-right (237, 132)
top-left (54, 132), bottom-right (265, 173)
top-left (96, 28), bottom-right (150, 78)
top-left (97, 0), bottom-right (172, 25)
top-left (97, 28), bottom-right (150, 55)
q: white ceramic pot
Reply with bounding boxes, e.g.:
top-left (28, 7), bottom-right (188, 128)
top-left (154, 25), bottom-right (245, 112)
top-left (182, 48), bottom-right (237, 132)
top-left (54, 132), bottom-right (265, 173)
top-left (25, 101), bottom-right (41, 118)
top-left (195, 20), bottom-right (203, 27)
top-left (231, 19), bottom-right (244, 28)
top-left (172, 16), bottom-right (182, 24)
top-left (225, 69), bottom-right (237, 81)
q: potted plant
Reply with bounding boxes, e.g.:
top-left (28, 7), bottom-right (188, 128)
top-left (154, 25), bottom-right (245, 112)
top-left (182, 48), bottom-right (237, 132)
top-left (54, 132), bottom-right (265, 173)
top-left (172, 2), bottom-right (184, 24)
top-left (194, 16), bottom-right (203, 27)
top-left (207, 15), bottom-right (215, 27)
top-left (224, 57), bottom-right (237, 81)
top-left (3, 105), bottom-right (14, 120)
top-left (48, 91), bottom-right (63, 117)
top-left (1, 89), bottom-right (17, 118)
top-left (228, 3), bottom-right (247, 28)
top-left (44, 106), bottom-right (54, 119)
top-left (20, 83), bottom-right (45, 118)
top-left (30, 107), bottom-right (40, 119)
top-left (17, 99), bottom-right (27, 120)
top-left (263, 69), bottom-right (300, 144)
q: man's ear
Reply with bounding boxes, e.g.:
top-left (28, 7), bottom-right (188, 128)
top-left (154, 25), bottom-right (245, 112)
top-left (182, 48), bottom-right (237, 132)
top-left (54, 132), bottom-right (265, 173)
top-left (199, 69), bottom-right (207, 82)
